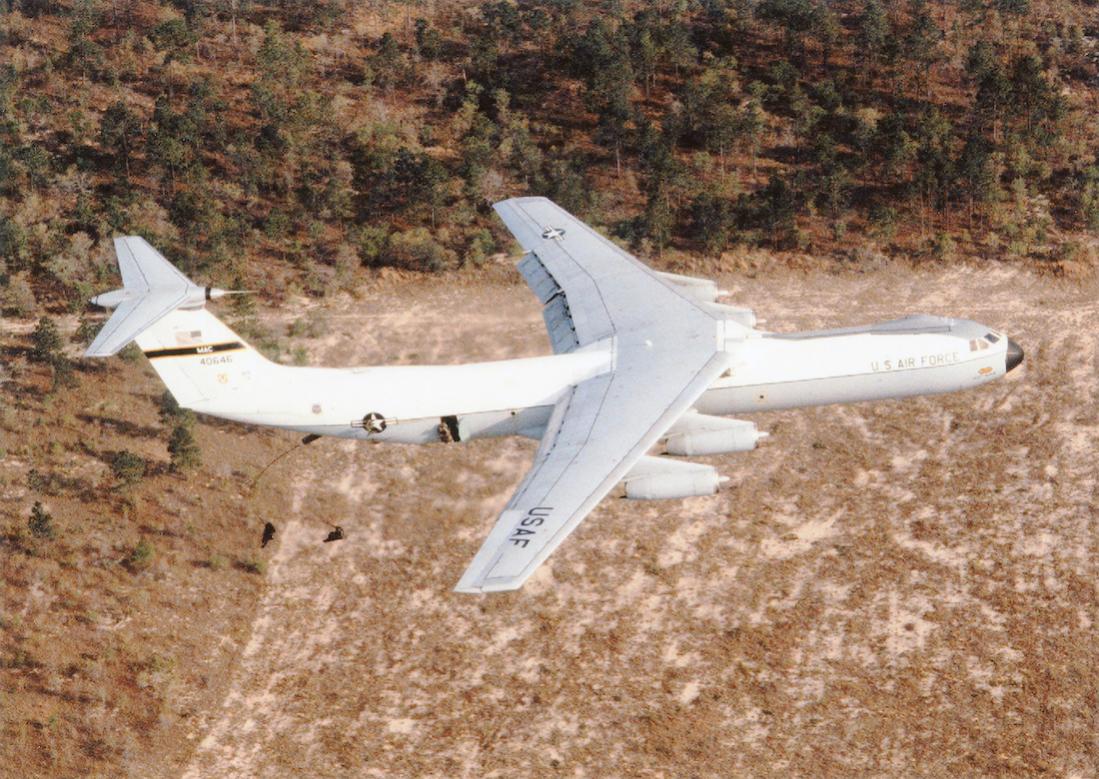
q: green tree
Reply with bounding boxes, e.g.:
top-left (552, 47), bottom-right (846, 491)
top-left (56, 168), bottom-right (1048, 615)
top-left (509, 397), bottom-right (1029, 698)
top-left (758, 174), bottom-right (799, 248)
top-left (689, 191), bottom-right (736, 253)
top-left (913, 109), bottom-right (957, 228)
top-left (757, 0), bottom-right (817, 61)
top-left (573, 19), bottom-right (634, 175)
top-left (1008, 54), bottom-right (1062, 140)
top-left (682, 57), bottom-right (741, 176)
top-left (168, 424), bottom-right (201, 471)
top-left (1080, 166), bottom-right (1099, 233)
top-left (956, 134), bottom-right (1000, 223)
top-left (30, 316), bottom-right (63, 364)
top-left (902, 0), bottom-right (942, 100)
top-left (413, 18), bottom-right (441, 60)
top-left (67, 0), bottom-right (103, 80)
top-left (99, 100), bottom-right (141, 183)
top-left (857, 0), bottom-right (889, 79)
top-left (371, 32), bottom-right (405, 92)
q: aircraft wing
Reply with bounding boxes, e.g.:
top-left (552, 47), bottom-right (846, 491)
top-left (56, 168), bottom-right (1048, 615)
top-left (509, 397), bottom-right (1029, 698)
top-left (456, 197), bottom-right (732, 593)
top-left (84, 289), bottom-right (189, 357)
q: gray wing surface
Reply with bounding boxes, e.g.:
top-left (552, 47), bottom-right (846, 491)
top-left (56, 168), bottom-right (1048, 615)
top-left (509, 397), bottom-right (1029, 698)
top-left (84, 289), bottom-right (188, 357)
top-left (456, 197), bottom-right (729, 593)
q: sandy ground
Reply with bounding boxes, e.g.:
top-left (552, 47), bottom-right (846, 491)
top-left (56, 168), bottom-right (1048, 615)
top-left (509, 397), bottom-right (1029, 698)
top-left (179, 265), bottom-right (1096, 778)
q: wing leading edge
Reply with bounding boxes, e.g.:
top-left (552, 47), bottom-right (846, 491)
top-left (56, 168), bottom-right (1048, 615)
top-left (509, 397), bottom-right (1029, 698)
top-left (456, 197), bottom-right (732, 593)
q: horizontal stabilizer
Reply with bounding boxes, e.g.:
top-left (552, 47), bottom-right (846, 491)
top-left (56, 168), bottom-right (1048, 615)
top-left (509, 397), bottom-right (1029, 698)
top-left (85, 289), bottom-right (190, 357)
top-left (84, 237), bottom-right (239, 358)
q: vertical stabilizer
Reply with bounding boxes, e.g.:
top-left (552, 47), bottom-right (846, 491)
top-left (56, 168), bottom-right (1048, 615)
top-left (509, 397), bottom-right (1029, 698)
top-left (133, 306), bottom-right (275, 411)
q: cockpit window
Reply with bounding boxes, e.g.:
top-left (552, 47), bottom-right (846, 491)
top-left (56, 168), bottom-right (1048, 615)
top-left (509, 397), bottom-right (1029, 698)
top-left (984, 332), bottom-right (1000, 344)
top-left (969, 338), bottom-right (990, 352)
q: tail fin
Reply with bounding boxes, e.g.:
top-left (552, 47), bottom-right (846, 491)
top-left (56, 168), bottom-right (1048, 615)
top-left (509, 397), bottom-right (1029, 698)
top-left (86, 237), bottom-right (270, 410)
top-left (85, 237), bottom-right (242, 357)
top-left (133, 305), bottom-right (275, 411)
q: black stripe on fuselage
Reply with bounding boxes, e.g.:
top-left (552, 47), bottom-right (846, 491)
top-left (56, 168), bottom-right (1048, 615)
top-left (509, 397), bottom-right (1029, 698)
top-left (144, 341), bottom-right (246, 359)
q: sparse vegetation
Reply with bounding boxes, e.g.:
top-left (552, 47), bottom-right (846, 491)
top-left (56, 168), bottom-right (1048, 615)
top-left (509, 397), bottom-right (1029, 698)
top-left (0, 4), bottom-right (1096, 778)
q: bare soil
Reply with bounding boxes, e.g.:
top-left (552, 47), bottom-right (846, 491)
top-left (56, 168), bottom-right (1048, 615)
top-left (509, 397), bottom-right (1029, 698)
top-left (171, 263), bottom-right (1097, 778)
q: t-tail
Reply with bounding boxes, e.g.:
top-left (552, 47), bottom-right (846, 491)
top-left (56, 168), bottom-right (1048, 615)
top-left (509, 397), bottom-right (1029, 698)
top-left (86, 237), bottom-right (268, 411)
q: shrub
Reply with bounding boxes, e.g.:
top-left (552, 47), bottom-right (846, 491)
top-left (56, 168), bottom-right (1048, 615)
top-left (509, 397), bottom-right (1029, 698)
top-left (110, 451), bottom-right (146, 487)
top-left (168, 424), bottom-right (200, 471)
top-left (382, 227), bottom-right (452, 273)
top-left (127, 539), bottom-right (154, 571)
top-left (240, 558), bottom-right (267, 575)
top-left (28, 501), bottom-right (54, 539)
top-left (157, 390), bottom-right (194, 428)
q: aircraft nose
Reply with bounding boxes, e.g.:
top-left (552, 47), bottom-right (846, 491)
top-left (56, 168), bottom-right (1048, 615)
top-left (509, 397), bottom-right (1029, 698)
top-left (1005, 339), bottom-right (1024, 373)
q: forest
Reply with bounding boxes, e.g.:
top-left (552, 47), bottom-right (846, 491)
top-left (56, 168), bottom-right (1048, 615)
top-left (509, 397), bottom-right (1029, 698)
top-left (0, 0), bottom-right (1096, 321)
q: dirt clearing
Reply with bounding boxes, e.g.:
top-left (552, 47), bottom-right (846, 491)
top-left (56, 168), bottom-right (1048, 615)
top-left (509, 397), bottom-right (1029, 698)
top-left (179, 265), bottom-right (1096, 778)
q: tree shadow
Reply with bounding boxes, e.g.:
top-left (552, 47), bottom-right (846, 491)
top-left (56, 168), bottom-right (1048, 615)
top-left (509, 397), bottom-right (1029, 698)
top-left (77, 413), bottom-right (162, 440)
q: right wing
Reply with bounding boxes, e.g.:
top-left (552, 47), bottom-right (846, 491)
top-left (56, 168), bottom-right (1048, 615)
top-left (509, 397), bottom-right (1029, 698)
top-left (84, 289), bottom-right (190, 357)
top-left (456, 197), bottom-right (742, 593)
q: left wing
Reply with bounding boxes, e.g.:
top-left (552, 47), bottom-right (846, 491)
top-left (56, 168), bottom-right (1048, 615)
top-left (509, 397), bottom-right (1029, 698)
top-left (456, 197), bottom-right (739, 593)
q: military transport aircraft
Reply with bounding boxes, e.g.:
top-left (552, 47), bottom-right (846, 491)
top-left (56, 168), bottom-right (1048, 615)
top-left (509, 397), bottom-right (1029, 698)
top-left (85, 197), bottom-right (1023, 593)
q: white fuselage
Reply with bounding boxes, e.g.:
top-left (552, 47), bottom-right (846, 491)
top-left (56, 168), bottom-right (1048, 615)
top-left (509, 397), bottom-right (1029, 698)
top-left (196, 315), bottom-right (1012, 446)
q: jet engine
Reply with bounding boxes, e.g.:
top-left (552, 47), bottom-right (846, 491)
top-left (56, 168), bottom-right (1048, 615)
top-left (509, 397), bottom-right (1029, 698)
top-left (664, 415), bottom-right (768, 456)
top-left (622, 457), bottom-right (726, 500)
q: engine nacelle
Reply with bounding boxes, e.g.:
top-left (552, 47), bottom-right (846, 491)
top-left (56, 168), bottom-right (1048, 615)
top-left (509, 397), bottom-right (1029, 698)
top-left (665, 416), bottom-right (767, 456)
top-left (625, 468), bottom-right (723, 500)
top-left (622, 456), bottom-right (725, 500)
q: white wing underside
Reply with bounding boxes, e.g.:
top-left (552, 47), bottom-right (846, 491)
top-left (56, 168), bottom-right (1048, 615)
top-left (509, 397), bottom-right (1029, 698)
top-left (456, 198), bottom-right (731, 593)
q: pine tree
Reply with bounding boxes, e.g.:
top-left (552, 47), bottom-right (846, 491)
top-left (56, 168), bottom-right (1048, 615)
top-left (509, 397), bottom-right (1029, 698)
top-left (31, 316), bottom-right (62, 364)
top-left (99, 101), bottom-right (141, 183)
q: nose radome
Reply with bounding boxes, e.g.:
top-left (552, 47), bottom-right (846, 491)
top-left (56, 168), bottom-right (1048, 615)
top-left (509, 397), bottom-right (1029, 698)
top-left (1006, 339), bottom-right (1024, 373)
